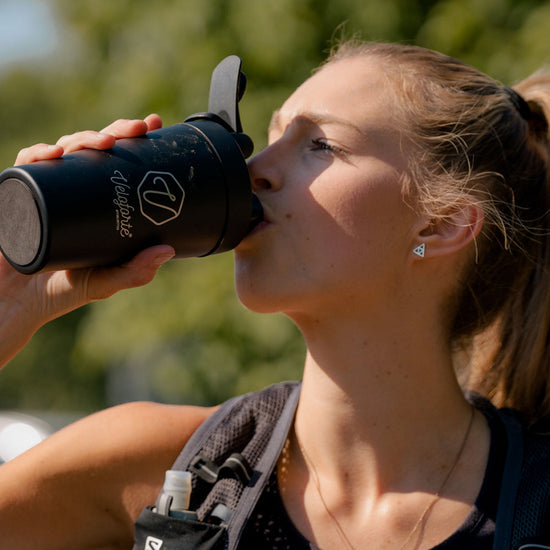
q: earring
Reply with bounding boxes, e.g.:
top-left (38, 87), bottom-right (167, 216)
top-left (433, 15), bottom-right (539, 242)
top-left (412, 243), bottom-right (425, 258)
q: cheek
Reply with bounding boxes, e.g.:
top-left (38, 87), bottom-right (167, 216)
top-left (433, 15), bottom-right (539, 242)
top-left (234, 163), bottom-right (412, 312)
top-left (307, 166), bottom-right (408, 252)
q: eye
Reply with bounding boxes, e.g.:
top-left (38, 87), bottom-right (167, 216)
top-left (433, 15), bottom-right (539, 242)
top-left (311, 138), bottom-right (345, 157)
top-left (310, 138), bottom-right (338, 153)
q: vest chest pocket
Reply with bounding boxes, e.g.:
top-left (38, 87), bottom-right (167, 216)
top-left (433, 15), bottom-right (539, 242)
top-left (133, 506), bottom-right (226, 550)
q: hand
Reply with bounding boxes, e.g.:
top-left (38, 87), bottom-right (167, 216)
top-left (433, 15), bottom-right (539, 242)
top-left (0, 114), bottom-right (174, 369)
top-left (14, 114), bottom-right (163, 164)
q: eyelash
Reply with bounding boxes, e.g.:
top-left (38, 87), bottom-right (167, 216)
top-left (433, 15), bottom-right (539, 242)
top-left (310, 138), bottom-right (339, 153)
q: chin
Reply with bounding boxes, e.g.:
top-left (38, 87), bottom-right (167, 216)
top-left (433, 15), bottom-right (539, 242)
top-left (233, 253), bottom-right (268, 311)
top-left (234, 272), bottom-right (292, 315)
top-left (233, 251), bottom-right (307, 315)
top-left (235, 281), bottom-right (282, 314)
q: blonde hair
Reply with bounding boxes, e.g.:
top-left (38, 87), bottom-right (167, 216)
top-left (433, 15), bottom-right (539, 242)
top-left (328, 42), bottom-right (550, 425)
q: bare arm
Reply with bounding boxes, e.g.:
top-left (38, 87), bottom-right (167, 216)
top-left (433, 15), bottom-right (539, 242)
top-left (0, 401), bottom-right (217, 550)
top-left (0, 115), bottom-right (213, 549)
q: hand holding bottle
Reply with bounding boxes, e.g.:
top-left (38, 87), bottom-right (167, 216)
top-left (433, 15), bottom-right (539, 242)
top-left (0, 115), bottom-right (175, 370)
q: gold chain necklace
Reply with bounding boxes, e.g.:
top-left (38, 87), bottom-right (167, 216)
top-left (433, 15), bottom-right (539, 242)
top-left (287, 406), bottom-right (475, 550)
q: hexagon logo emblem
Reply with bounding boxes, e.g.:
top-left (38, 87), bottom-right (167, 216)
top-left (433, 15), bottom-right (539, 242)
top-left (137, 171), bottom-right (185, 226)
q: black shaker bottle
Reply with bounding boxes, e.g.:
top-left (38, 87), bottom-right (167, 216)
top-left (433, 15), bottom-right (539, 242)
top-left (0, 55), bottom-right (262, 274)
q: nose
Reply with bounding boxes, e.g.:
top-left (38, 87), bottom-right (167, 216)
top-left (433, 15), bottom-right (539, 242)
top-left (247, 143), bottom-right (283, 193)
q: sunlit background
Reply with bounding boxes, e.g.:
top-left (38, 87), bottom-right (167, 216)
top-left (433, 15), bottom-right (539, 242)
top-left (0, 0), bottom-right (59, 69)
top-left (0, 0), bottom-right (548, 458)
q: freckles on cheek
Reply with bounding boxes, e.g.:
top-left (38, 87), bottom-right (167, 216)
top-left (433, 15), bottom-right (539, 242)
top-left (317, 189), bottom-right (372, 237)
top-left (307, 164), bottom-right (405, 239)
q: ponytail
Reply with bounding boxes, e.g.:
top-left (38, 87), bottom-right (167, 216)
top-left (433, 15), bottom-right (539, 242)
top-left (469, 71), bottom-right (550, 427)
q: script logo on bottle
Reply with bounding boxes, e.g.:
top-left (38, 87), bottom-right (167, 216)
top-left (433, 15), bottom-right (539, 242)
top-left (138, 171), bottom-right (185, 226)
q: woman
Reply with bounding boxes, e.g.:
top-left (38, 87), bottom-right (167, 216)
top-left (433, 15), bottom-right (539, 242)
top-left (0, 42), bottom-right (549, 549)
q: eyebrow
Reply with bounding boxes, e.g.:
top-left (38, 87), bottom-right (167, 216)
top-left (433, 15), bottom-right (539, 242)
top-left (268, 109), bottom-right (365, 137)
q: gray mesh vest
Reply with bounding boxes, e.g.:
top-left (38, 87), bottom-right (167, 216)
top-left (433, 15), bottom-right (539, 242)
top-left (133, 382), bottom-right (550, 550)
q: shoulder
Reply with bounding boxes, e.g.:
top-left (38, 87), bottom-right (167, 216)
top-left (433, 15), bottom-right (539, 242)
top-left (47, 400), bottom-right (220, 515)
top-left (33, 400), bottom-right (219, 474)
top-left (468, 393), bottom-right (550, 498)
top-left (0, 401), bottom-right (217, 550)
top-left (81, 400), bottom-right (219, 457)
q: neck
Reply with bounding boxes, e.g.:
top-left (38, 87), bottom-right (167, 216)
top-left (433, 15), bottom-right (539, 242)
top-left (288, 303), bottom-right (473, 496)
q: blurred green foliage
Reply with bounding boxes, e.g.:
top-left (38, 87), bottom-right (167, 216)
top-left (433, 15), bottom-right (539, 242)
top-left (0, 0), bottom-right (549, 410)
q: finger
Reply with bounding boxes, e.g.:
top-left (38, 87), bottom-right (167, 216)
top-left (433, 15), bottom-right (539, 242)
top-left (15, 144), bottom-right (64, 166)
top-left (99, 118), bottom-right (150, 138)
top-left (144, 113), bottom-right (163, 131)
top-left (56, 130), bottom-right (116, 155)
top-left (15, 116), bottom-right (162, 167)
top-left (79, 245), bottom-right (176, 302)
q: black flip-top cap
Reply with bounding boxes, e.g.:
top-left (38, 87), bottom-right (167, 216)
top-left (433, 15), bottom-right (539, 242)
top-left (183, 55), bottom-right (258, 254)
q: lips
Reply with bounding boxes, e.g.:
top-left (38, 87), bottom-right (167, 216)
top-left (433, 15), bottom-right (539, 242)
top-left (248, 194), bottom-right (265, 232)
top-left (252, 219), bottom-right (269, 233)
top-left (245, 203), bottom-right (271, 238)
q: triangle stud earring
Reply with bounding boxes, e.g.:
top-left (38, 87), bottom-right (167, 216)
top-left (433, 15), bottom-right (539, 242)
top-left (413, 243), bottom-right (426, 258)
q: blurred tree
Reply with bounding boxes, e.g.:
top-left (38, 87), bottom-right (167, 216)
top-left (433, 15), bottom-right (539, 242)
top-left (0, 0), bottom-right (548, 410)
top-left (74, 254), bottom-right (306, 406)
top-left (415, 0), bottom-right (550, 83)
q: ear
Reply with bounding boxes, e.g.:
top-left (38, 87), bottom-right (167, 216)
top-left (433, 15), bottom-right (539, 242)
top-left (411, 201), bottom-right (484, 260)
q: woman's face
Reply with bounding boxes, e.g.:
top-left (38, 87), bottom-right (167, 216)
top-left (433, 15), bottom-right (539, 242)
top-left (234, 56), bottom-right (421, 318)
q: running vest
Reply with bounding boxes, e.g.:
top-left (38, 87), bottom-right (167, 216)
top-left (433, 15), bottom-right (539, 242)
top-left (132, 381), bottom-right (550, 550)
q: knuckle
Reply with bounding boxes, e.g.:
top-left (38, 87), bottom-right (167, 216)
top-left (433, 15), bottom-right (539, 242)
top-left (101, 119), bottom-right (129, 132)
top-left (56, 130), bottom-right (103, 152)
top-left (55, 134), bottom-right (72, 146)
